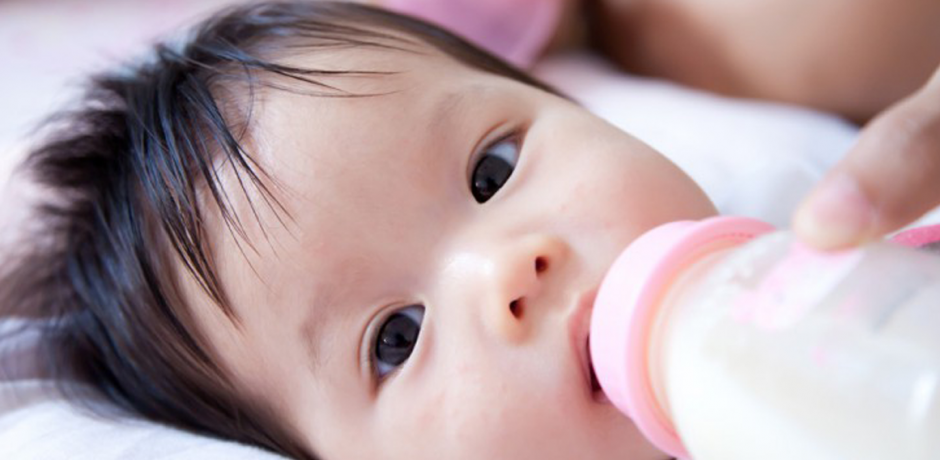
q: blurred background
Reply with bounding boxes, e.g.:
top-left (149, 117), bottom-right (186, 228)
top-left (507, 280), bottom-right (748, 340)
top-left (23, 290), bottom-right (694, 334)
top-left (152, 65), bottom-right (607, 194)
top-left (0, 0), bottom-right (250, 179)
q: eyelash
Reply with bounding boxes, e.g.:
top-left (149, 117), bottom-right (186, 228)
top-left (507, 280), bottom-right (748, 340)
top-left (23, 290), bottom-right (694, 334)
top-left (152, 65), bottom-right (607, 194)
top-left (369, 304), bottom-right (425, 384)
top-left (469, 128), bottom-right (523, 204)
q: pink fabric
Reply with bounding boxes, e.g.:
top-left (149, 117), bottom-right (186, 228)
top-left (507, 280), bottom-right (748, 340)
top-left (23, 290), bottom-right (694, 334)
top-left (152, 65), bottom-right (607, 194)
top-left (382, 0), bottom-right (563, 67)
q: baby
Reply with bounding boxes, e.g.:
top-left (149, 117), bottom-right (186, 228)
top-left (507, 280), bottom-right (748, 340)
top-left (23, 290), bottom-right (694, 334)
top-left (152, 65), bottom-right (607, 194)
top-left (0, 1), bottom-right (718, 459)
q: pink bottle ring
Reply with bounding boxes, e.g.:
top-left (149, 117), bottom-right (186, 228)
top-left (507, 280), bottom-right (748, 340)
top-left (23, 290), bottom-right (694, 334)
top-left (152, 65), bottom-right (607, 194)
top-left (590, 216), bottom-right (774, 459)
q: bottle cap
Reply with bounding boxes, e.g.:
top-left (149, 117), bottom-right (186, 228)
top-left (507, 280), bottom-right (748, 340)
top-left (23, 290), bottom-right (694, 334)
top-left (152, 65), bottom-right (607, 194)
top-left (590, 216), bottom-right (773, 459)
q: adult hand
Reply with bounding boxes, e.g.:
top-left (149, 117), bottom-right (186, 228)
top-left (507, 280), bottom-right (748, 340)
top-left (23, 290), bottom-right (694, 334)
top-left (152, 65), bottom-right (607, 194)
top-left (793, 64), bottom-right (940, 249)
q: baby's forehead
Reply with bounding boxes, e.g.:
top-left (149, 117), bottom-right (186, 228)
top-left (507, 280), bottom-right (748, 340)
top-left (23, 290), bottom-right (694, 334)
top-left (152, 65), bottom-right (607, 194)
top-left (192, 24), bottom-right (535, 286)
top-left (205, 45), bottom-right (497, 247)
top-left (247, 45), bottom-right (498, 159)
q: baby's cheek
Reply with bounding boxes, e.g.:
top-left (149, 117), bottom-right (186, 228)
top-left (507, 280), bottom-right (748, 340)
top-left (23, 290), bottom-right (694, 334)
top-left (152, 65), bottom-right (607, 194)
top-left (551, 170), bottom-right (651, 243)
top-left (385, 369), bottom-right (556, 459)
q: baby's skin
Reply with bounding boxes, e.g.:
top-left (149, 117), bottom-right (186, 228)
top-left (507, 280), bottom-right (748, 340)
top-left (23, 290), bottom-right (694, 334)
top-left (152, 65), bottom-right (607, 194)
top-left (181, 31), bottom-right (715, 459)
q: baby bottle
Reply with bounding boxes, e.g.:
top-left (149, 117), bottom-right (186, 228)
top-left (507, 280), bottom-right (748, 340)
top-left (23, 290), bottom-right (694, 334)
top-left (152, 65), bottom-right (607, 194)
top-left (589, 216), bottom-right (940, 460)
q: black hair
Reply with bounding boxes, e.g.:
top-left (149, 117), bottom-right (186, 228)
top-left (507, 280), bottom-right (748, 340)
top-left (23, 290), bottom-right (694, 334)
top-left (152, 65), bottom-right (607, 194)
top-left (0, 2), bottom-right (556, 459)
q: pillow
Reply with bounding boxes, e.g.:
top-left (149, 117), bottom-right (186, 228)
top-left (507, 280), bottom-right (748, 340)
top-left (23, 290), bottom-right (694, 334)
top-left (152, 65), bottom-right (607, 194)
top-left (0, 321), bottom-right (285, 460)
top-left (0, 383), bottom-right (284, 460)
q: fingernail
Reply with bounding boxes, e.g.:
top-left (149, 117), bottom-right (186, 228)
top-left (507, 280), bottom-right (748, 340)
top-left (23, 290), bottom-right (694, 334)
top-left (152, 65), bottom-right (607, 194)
top-left (794, 173), bottom-right (874, 248)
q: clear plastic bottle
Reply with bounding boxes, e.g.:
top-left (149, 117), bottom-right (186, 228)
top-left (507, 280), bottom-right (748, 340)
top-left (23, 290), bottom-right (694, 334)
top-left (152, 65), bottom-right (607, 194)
top-left (590, 216), bottom-right (940, 460)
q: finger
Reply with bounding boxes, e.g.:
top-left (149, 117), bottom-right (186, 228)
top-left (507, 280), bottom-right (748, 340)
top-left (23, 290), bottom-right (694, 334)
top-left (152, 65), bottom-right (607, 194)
top-left (793, 70), bottom-right (940, 249)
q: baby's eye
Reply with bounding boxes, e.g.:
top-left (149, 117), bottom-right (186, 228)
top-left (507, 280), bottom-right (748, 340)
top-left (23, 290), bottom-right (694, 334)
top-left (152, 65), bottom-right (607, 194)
top-left (470, 135), bottom-right (520, 203)
top-left (372, 304), bottom-right (424, 380)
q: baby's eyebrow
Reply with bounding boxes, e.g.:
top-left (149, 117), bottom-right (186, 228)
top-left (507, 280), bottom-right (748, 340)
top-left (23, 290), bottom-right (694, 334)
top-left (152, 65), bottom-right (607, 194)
top-left (299, 288), bottom-right (339, 374)
top-left (428, 89), bottom-right (470, 134)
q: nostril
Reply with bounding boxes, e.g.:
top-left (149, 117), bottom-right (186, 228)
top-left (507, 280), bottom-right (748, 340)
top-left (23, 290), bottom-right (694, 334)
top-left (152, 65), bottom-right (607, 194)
top-left (535, 256), bottom-right (548, 274)
top-left (509, 298), bottom-right (524, 319)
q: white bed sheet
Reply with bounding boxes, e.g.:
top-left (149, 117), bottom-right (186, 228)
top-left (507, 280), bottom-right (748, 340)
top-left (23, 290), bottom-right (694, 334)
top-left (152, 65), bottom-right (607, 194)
top-left (0, 383), bottom-right (282, 460)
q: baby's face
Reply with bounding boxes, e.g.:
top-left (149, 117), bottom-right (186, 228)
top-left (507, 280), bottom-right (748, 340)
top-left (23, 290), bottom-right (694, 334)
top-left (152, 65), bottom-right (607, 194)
top-left (186, 42), bottom-right (715, 459)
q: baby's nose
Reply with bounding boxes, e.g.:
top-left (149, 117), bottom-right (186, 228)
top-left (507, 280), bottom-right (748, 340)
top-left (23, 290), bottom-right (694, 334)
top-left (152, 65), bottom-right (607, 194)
top-left (479, 234), bottom-right (568, 344)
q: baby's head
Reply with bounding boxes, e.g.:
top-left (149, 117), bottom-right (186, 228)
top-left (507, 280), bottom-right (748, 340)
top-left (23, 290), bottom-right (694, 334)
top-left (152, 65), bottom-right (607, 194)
top-left (2, 2), bottom-right (715, 459)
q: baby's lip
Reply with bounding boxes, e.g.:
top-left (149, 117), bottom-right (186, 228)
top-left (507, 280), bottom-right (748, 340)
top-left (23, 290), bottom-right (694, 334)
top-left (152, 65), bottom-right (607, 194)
top-left (568, 288), bottom-right (608, 404)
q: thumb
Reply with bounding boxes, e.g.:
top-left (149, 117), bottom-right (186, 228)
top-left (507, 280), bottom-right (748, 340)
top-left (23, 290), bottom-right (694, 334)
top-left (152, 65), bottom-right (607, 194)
top-left (793, 68), bottom-right (940, 249)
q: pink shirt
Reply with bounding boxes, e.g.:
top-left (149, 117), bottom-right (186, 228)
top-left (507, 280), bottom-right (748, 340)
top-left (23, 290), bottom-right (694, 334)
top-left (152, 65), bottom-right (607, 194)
top-left (382, 0), bottom-right (563, 68)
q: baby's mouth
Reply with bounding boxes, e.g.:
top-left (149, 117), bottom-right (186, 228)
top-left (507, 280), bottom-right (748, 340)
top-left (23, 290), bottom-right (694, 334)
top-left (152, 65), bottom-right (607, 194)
top-left (586, 335), bottom-right (608, 403)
